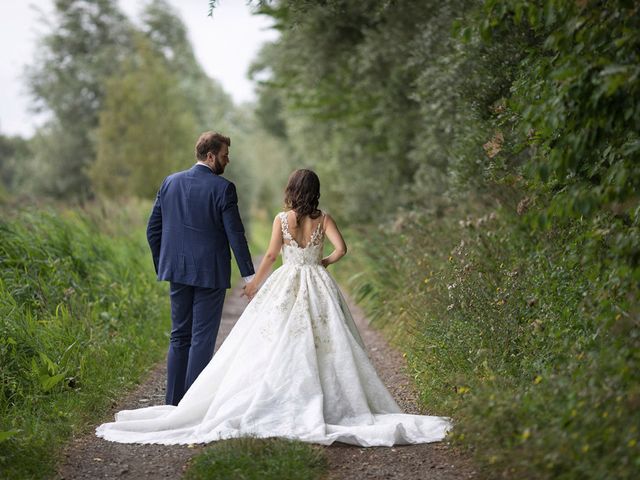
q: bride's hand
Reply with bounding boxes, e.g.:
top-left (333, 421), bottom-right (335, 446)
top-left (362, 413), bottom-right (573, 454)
top-left (321, 258), bottom-right (330, 268)
top-left (242, 281), bottom-right (258, 300)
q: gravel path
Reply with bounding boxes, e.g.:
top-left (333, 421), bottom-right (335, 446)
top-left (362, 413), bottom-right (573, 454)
top-left (323, 296), bottom-right (477, 479)
top-left (56, 282), bottom-right (476, 479)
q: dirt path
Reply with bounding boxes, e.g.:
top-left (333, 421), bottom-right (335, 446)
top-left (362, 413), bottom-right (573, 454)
top-left (323, 296), bottom-right (477, 479)
top-left (56, 283), bottom-right (476, 479)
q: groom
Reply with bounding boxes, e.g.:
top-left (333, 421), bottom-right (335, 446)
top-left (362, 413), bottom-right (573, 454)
top-left (146, 131), bottom-right (255, 406)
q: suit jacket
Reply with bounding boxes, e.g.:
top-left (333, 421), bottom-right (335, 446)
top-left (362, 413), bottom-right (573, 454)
top-left (146, 164), bottom-right (255, 289)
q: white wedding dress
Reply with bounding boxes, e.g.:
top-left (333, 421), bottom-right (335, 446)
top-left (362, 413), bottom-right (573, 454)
top-left (95, 211), bottom-right (452, 446)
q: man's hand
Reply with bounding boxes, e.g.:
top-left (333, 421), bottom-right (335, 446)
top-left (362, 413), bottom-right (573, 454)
top-left (241, 280), bottom-right (258, 300)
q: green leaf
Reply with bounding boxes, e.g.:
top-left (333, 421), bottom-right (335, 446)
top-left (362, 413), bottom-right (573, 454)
top-left (527, 4), bottom-right (540, 27)
top-left (39, 351), bottom-right (58, 376)
top-left (40, 373), bottom-right (65, 392)
top-left (599, 65), bottom-right (631, 77)
top-left (461, 26), bottom-right (472, 43)
top-left (0, 429), bottom-right (21, 442)
top-left (514, 4), bottom-right (524, 24)
top-left (59, 340), bottom-right (78, 367)
top-left (621, 140), bottom-right (640, 156)
top-left (451, 19), bottom-right (462, 36)
top-left (552, 66), bottom-right (577, 81)
top-left (480, 22), bottom-right (492, 42)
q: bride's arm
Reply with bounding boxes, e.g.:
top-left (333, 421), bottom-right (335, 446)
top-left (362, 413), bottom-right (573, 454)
top-left (242, 215), bottom-right (283, 299)
top-left (322, 214), bottom-right (347, 267)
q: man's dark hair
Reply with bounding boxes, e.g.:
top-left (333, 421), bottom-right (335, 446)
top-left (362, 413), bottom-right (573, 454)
top-left (195, 131), bottom-right (231, 161)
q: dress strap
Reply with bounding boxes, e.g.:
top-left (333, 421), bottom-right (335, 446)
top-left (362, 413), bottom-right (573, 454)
top-left (279, 212), bottom-right (294, 243)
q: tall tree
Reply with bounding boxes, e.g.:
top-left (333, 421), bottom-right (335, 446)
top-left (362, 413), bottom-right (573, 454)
top-left (141, 0), bottom-right (234, 132)
top-left (250, 0), bottom-right (476, 222)
top-left (90, 36), bottom-right (197, 199)
top-left (26, 0), bottom-right (134, 199)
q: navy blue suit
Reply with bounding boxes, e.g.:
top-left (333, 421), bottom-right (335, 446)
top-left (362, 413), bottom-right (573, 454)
top-left (146, 164), bottom-right (254, 405)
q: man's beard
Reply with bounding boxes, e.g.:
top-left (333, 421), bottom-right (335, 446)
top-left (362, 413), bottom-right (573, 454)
top-left (212, 158), bottom-right (225, 174)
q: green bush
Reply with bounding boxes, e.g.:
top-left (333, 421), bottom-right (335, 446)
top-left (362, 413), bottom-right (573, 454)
top-left (0, 201), bottom-right (169, 479)
top-left (335, 203), bottom-right (639, 479)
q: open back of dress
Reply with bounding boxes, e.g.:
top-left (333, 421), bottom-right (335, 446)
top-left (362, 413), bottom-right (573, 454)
top-left (278, 211), bottom-right (326, 267)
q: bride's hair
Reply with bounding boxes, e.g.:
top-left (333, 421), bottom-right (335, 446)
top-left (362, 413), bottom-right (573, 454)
top-left (284, 169), bottom-right (321, 223)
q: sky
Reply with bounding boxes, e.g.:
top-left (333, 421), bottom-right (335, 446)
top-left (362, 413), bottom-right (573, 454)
top-left (0, 0), bottom-right (279, 137)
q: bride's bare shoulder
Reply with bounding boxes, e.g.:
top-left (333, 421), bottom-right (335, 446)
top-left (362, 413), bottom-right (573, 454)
top-left (273, 212), bottom-right (285, 225)
top-left (322, 212), bottom-right (337, 226)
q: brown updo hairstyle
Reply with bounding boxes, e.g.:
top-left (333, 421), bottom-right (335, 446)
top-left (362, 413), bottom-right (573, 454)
top-left (284, 169), bottom-right (321, 224)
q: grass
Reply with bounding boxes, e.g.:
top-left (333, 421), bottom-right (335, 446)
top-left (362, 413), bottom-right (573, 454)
top-left (183, 437), bottom-right (328, 480)
top-left (0, 199), bottom-right (170, 479)
top-left (333, 204), bottom-right (640, 479)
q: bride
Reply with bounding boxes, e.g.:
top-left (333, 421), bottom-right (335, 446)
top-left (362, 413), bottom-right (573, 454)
top-left (96, 169), bottom-right (452, 447)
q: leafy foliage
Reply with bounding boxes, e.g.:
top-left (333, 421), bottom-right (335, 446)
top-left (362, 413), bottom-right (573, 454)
top-left (335, 204), bottom-right (640, 479)
top-left (25, 0), bottom-right (135, 199)
top-left (90, 35), bottom-right (197, 198)
top-left (253, 0), bottom-right (640, 478)
top-left (0, 201), bottom-right (169, 478)
top-left (18, 0), bottom-right (256, 206)
top-left (141, 0), bottom-right (236, 133)
top-left (475, 0), bottom-right (640, 219)
top-left (251, 0), bottom-right (479, 222)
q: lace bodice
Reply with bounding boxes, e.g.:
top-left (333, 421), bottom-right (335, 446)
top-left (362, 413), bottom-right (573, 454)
top-left (278, 211), bottom-right (325, 266)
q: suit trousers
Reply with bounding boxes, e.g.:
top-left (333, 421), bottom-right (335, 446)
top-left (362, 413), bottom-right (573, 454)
top-left (166, 282), bottom-right (226, 406)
